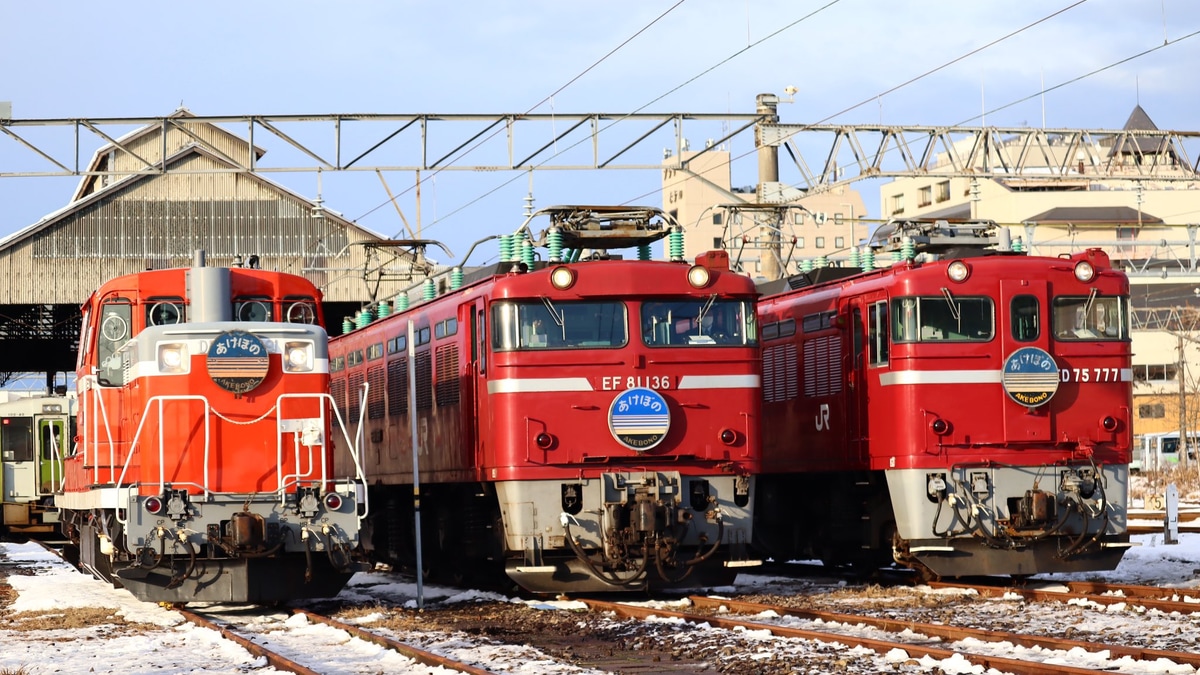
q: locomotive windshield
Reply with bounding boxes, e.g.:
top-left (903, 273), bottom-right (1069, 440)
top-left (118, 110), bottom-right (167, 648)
top-left (891, 295), bottom-right (994, 343)
top-left (641, 299), bottom-right (756, 346)
top-left (1051, 294), bottom-right (1129, 340)
top-left (492, 300), bottom-right (627, 350)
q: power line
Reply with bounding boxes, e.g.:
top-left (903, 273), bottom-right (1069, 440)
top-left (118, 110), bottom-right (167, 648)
top-left (630, 1), bottom-right (1099, 205)
top-left (419, 1), bottom-right (845, 232)
top-left (352, 0), bottom-right (690, 228)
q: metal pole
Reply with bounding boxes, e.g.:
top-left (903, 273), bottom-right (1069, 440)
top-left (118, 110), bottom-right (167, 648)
top-left (1179, 333), bottom-right (1188, 470)
top-left (408, 318), bottom-right (424, 609)
top-left (756, 93), bottom-right (781, 281)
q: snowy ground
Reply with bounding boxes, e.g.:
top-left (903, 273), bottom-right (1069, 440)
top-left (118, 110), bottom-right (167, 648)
top-left (2, 523), bottom-right (1199, 675)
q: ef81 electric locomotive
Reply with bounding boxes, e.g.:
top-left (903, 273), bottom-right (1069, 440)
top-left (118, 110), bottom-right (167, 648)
top-left (754, 219), bottom-right (1132, 578)
top-left (57, 252), bottom-right (366, 604)
top-left (331, 206), bottom-right (761, 593)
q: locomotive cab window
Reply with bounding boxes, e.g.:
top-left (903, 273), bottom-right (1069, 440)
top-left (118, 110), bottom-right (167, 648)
top-left (1011, 295), bottom-right (1040, 341)
top-left (891, 295), bottom-right (994, 343)
top-left (1052, 294), bottom-right (1129, 340)
top-left (97, 297), bottom-right (133, 387)
top-left (283, 296), bottom-right (319, 324)
top-left (146, 296), bottom-right (186, 327)
top-left (492, 300), bottom-right (627, 350)
top-left (868, 301), bottom-right (889, 365)
top-left (235, 296), bottom-right (272, 322)
top-left (641, 298), bottom-right (757, 347)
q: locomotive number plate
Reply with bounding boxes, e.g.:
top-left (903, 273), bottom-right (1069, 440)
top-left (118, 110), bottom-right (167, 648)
top-left (1060, 367), bottom-right (1123, 383)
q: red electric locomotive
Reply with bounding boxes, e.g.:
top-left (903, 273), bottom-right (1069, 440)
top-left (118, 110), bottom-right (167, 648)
top-left (330, 206), bottom-right (761, 593)
top-left (57, 252), bottom-right (366, 603)
top-left (754, 219), bottom-right (1132, 578)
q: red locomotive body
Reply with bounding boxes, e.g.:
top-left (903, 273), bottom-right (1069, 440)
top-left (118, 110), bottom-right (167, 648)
top-left (57, 252), bottom-right (365, 603)
top-left (331, 206), bottom-right (761, 593)
top-left (754, 220), bottom-right (1132, 578)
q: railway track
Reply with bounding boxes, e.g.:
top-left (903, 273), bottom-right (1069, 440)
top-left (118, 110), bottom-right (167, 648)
top-left (177, 607), bottom-right (495, 675)
top-left (583, 592), bottom-right (1200, 674)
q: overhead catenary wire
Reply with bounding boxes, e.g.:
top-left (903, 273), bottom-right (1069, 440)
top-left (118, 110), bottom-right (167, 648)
top-left (352, 0), bottom-right (691, 230)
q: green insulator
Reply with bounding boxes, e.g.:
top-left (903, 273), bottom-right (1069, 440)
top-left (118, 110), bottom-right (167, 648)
top-left (356, 308), bottom-right (373, 329)
top-left (422, 278), bottom-right (436, 300)
top-left (816, 255), bottom-right (829, 269)
top-left (668, 229), bottom-right (684, 261)
top-left (638, 244), bottom-right (651, 261)
top-left (450, 267), bottom-right (463, 289)
top-left (1012, 238), bottom-right (1025, 252)
top-left (891, 250), bottom-right (902, 263)
top-left (862, 250), bottom-right (875, 272)
top-left (520, 237), bottom-right (535, 268)
top-left (547, 228), bottom-right (564, 262)
top-left (377, 301), bottom-right (391, 319)
top-left (570, 248), bottom-right (582, 263)
top-left (396, 294), bottom-right (410, 311)
top-left (342, 317), bottom-right (353, 334)
top-left (901, 236), bottom-right (916, 260)
top-left (800, 259), bottom-right (813, 273)
top-left (499, 234), bottom-right (513, 262)
top-left (848, 248), bottom-right (861, 269)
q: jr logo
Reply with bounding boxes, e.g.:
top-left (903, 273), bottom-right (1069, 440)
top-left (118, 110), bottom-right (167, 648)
top-left (815, 403), bottom-right (830, 431)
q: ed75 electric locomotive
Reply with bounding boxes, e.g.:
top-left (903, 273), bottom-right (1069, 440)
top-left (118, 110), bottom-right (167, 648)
top-left (753, 219), bottom-right (1132, 578)
top-left (331, 205), bottom-right (761, 593)
top-left (57, 252), bottom-right (366, 603)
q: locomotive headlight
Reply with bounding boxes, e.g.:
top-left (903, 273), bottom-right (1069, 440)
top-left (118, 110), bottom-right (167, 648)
top-left (1074, 260), bottom-right (1096, 282)
top-left (687, 264), bottom-right (712, 288)
top-left (946, 260), bottom-right (970, 283)
top-left (157, 343), bottom-right (189, 373)
top-left (550, 265), bottom-right (576, 290)
top-left (283, 341), bottom-right (313, 372)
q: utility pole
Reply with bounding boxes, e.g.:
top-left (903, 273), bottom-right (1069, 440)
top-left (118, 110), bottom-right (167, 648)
top-left (1179, 332), bottom-right (1188, 469)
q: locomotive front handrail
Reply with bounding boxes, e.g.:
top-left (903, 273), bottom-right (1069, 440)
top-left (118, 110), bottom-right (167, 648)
top-left (113, 394), bottom-right (213, 526)
top-left (108, 391), bottom-right (370, 526)
top-left (289, 390), bottom-right (370, 522)
top-left (85, 375), bottom-right (122, 486)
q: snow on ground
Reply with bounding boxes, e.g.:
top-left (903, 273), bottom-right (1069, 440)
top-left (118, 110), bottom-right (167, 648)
top-left (3, 524), bottom-right (1200, 675)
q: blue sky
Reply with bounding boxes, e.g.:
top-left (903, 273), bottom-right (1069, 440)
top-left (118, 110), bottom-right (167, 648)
top-left (3, 0), bottom-right (1199, 263)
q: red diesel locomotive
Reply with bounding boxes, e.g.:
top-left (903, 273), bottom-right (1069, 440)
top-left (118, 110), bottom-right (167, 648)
top-left (330, 206), bottom-right (761, 593)
top-left (754, 219), bottom-right (1132, 578)
top-left (57, 252), bottom-right (366, 603)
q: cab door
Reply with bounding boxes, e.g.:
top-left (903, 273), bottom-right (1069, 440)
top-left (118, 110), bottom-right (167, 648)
top-left (2, 416), bottom-right (36, 504)
top-left (999, 279), bottom-right (1052, 442)
top-left (38, 416), bottom-right (67, 496)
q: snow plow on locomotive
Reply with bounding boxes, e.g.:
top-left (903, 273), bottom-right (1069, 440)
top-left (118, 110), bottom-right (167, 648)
top-left (331, 206), bottom-right (762, 593)
top-left (56, 252), bottom-right (367, 604)
top-left (754, 219), bottom-right (1132, 579)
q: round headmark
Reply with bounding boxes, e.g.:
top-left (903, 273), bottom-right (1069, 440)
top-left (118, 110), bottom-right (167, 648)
top-left (609, 387), bottom-right (671, 452)
top-left (1001, 346), bottom-right (1059, 407)
top-left (207, 330), bottom-right (270, 394)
